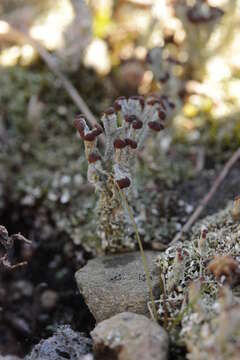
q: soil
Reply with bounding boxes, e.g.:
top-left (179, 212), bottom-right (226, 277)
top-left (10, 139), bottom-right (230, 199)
top-left (0, 218), bottom-right (95, 357)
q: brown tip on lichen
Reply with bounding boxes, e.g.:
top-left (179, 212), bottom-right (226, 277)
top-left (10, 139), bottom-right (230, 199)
top-left (84, 132), bottom-right (97, 142)
top-left (114, 138), bottom-right (127, 149)
top-left (132, 119), bottom-right (143, 129)
top-left (159, 72), bottom-right (170, 83)
top-left (130, 95), bottom-right (145, 109)
top-left (125, 115), bottom-right (137, 123)
top-left (169, 101), bottom-right (175, 109)
top-left (104, 107), bottom-right (116, 116)
top-left (158, 109), bottom-right (166, 120)
top-left (88, 152), bottom-right (101, 163)
top-left (125, 138), bottom-right (138, 149)
top-left (116, 177), bottom-right (131, 189)
top-left (176, 248), bottom-right (184, 261)
top-left (147, 99), bottom-right (158, 106)
top-left (114, 96), bottom-right (127, 111)
top-left (114, 101), bottom-right (122, 112)
top-left (92, 125), bottom-right (103, 136)
top-left (159, 99), bottom-right (166, 110)
top-left (148, 121), bottom-right (164, 132)
top-left (187, 5), bottom-right (224, 24)
top-left (201, 228), bottom-right (208, 239)
top-left (74, 115), bottom-right (86, 138)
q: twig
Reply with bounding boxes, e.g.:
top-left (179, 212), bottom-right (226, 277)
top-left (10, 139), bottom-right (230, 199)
top-left (0, 22), bottom-right (103, 144)
top-left (170, 148), bottom-right (240, 246)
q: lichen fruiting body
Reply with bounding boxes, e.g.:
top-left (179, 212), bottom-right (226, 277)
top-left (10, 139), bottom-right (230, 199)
top-left (175, 0), bottom-right (224, 79)
top-left (74, 95), bottom-right (173, 252)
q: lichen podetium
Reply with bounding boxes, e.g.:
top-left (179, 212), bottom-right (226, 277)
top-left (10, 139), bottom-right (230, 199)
top-left (74, 95), bottom-right (173, 253)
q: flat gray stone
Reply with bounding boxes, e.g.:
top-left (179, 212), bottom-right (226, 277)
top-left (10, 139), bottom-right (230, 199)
top-left (91, 312), bottom-right (169, 360)
top-left (75, 251), bottom-right (160, 322)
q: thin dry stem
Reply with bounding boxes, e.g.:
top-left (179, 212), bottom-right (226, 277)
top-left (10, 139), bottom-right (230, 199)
top-left (0, 22), bottom-right (103, 144)
top-left (115, 181), bottom-right (159, 322)
top-left (170, 148), bottom-right (240, 246)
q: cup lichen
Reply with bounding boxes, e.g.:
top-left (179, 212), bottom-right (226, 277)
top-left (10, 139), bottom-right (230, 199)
top-left (74, 95), bottom-right (173, 252)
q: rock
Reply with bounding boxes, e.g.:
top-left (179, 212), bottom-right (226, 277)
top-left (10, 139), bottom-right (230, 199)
top-left (0, 356), bottom-right (22, 360)
top-left (91, 312), bottom-right (169, 360)
top-left (25, 325), bottom-right (92, 360)
top-left (75, 251), bottom-right (161, 322)
top-left (40, 289), bottom-right (58, 311)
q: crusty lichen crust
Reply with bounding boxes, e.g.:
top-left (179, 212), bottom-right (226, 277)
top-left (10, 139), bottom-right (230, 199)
top-left (155, 202), bottom-right (240, 357)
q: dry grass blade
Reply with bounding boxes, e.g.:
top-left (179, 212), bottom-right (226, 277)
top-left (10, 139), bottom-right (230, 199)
top-left (115, 181), bottom-right (159, 322)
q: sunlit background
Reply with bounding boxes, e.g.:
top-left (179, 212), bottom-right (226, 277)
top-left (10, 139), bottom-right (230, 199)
top-left (1, 0), bottom-right (239, 146)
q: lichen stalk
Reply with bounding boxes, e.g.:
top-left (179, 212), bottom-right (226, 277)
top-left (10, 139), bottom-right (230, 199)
top-left (74, 95), bottom-right (173, 252)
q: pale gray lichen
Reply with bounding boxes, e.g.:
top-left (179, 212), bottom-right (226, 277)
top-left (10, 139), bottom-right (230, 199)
top-left (74, 95), bottom-right (173, 252)
top-left (154, 201), bottom-right (240, 356)
top-left (146, 47), bottom-right (181, 109)
top-left (174, 0), bottom-right (224, 79)
top-left (59, 0), bottom-right (92, 71)
top-left (182, 283), bottom-right (240, 360)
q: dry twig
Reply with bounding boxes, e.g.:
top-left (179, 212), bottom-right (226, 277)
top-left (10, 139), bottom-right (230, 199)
top-left (0, 22), bottom-right (103, 144)
top-left (0, 226), bottom-right (31, 270)
top-left (170, 148), bottom-right (240, 245)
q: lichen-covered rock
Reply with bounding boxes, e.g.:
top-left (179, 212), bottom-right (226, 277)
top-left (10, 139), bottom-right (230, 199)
top-left (75, 251), bottom-right (161, 322)
top-left (154, 202), bottom-right (240, 357)
top-left (91, 312), bottom-right (169, 360)
top-left (25, 325), bottom-right (92, 360)
top-left (155, 202), bottom-right (240, 318)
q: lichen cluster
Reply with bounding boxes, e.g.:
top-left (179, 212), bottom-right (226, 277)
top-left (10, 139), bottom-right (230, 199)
top-left (154, 202), bottom-right (240, 356)
top-left (74, 95), bottom-right (174, 252)
top-left (182, 283), bottom-right (240, 360)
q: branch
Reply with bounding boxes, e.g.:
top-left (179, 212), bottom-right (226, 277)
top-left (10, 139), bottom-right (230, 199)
top-left (0, 22), bottom-right (103, 144)
top-left (170, 148), bottom-right (240, 246)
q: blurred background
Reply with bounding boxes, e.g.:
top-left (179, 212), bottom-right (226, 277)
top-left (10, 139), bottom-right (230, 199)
top-left (0, 0), bottom-right (240, 357)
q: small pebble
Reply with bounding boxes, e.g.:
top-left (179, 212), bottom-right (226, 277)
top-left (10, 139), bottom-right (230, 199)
top-left (40, 290), bottom-right (58, 311)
